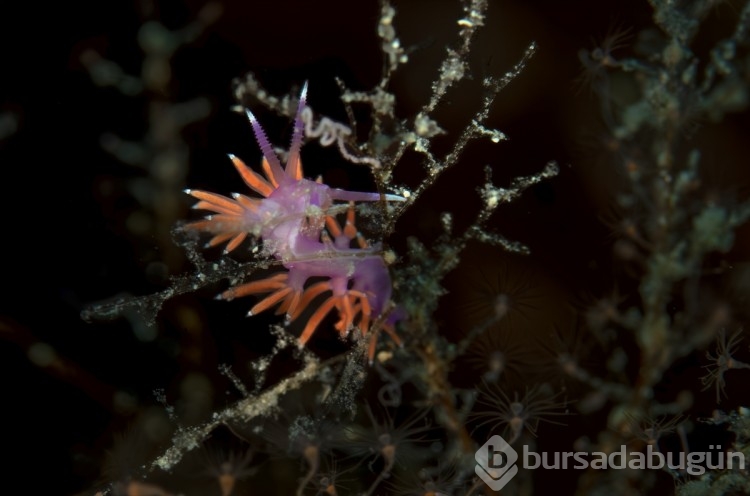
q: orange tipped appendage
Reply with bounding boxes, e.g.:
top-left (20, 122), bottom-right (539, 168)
top-left (229, 154), bottom-right (275, 197)
top-left (324, 203), bottom-right (369, 250)
top-left (184, 188), bottom-right (258, 253)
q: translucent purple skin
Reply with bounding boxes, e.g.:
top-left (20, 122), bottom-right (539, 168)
top-left (256, 177), bottom-right (394, 317)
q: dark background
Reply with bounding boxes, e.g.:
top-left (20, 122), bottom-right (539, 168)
top-left (2, 0), bottom-right (749, 494)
